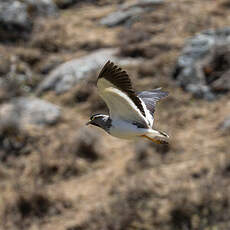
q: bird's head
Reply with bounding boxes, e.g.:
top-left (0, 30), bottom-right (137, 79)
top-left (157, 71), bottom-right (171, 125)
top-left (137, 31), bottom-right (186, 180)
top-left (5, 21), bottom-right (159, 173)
top-left (86, 114), bottom-right (110, 130)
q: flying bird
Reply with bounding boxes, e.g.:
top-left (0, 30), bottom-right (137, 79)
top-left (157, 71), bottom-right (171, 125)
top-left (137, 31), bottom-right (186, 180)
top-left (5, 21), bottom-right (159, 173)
top-left (86, 61), bottom-right (169, 144)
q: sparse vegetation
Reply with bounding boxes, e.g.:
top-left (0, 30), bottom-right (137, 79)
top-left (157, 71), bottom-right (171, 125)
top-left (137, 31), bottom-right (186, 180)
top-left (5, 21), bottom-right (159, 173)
top-left (0, 0), bottom-right (230, 229)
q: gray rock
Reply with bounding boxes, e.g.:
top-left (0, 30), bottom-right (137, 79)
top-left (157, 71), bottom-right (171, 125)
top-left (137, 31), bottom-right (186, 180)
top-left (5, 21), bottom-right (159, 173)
top-left (37, 49), bottom-right (118, 94)
top-left (100, 7), bottom-right (144, 27)
top-left (0, 77), bottom-right (23, 102)
top-left (212, 70), bottom-right (230, 92)
top-left (0, 0), bottom-right (57, 41)
top-left (100, 0), bottom-right (164, 27)
top-left (219, 117), bottom-right (230, 132)
top-left (186, 84), bottom-right (215, 100)
top-left (136, 0), bottom-right (164, 6)
top-left (25, 0), bottom-right (57, 16)
top-left (0, 55), bottom-right (42, 95)
top-left (173, 27), bottom-right (230, 99)
top-left (0, 1), bottom-right (28, 27)
top-left (0, 0), bottom-right (31, 40)
top-left (0, 97), bottom-right (61, 128)
top-left (37, 48), bottom-right (142, 94)
top-left (121, 0), bottom-right (164, 10)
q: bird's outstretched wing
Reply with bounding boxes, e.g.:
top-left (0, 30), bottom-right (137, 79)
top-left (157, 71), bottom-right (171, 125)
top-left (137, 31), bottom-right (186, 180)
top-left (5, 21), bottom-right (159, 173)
top-left (137, 89), bottom-right (168, 126)
top-left (97, 61), bottom-right (149, 126)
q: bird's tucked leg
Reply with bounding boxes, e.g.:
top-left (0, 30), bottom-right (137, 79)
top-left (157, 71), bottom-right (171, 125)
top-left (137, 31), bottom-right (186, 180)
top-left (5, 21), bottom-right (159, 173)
top-left (141, 135), bottom-right (168, 145)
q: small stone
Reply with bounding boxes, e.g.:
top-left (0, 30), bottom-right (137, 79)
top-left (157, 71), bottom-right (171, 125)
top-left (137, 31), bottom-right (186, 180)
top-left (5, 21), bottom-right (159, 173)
top-left (219, 117), bottom-right (230, 132)
top-left (121, 0), bottom-right (164, 10)
top-left (134, 0), bottom-right (164, 7)
top-left (100, 7), bottom-right (144, 27)
top-left (101, 0), bottom-right (164, 28)
top-left (212, 70), bottom-right (230, 92)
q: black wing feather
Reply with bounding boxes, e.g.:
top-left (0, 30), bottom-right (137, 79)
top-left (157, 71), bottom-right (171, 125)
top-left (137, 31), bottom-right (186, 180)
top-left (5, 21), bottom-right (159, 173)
top-left (97, 61), bottom-right (146, 117)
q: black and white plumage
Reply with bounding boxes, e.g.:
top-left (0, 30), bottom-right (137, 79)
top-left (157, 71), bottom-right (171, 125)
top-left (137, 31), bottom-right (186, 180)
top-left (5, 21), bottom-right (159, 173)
top-left (87, 61), bottom-right (169, 144)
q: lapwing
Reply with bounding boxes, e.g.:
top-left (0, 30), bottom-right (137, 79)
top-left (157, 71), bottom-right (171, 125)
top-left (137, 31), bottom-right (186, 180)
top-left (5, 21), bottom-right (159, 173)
top-left (86, 61), bottom-right (169, 144)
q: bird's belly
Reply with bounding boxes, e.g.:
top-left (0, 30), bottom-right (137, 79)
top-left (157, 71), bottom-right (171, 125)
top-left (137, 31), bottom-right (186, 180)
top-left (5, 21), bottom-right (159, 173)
top-left (109, 120), bottom-right (147, 139)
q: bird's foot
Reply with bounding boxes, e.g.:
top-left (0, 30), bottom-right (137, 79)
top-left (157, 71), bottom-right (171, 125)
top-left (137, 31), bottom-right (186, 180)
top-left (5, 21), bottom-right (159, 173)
top-left (141, 135), bottom-right (168, 145)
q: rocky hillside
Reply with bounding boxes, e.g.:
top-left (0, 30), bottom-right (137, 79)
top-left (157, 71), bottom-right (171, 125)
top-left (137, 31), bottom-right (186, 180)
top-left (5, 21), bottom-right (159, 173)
top-left (1, 0), bottom-right (230, 229)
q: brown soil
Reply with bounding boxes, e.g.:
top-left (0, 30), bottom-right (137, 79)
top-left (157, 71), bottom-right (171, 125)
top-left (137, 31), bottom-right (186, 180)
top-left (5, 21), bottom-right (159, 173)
top-left (1, 0), bottom-right (230, 229)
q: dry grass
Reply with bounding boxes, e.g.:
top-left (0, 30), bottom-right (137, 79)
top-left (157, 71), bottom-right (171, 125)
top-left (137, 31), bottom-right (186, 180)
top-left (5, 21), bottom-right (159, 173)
top-left (1, 0), bottom-right (230, 229)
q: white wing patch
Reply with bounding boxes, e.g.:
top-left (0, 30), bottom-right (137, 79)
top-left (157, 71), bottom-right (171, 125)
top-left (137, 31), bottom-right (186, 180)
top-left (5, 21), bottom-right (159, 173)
top-left (97, 78), bottom-right (149, 126)
top-left (140, 98), bottom-right (154, 127)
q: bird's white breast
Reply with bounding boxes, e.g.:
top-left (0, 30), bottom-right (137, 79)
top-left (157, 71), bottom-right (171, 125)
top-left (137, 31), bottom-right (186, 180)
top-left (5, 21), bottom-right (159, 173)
top-left (109, 119), bottom-right (148, 139)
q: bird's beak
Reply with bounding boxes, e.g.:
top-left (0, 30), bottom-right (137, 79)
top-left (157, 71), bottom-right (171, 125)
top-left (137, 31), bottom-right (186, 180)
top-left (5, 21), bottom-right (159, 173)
top-left (86, 121), bottom-right (91, 126)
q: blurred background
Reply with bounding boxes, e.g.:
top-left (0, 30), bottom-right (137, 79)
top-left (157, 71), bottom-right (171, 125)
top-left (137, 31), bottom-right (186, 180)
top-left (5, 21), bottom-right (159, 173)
top-left (0, 0), bottom-right (230, 229)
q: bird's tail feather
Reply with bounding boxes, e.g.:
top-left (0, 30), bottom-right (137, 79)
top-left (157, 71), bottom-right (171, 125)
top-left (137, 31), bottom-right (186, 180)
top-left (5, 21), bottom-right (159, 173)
top-left (142, 130), bottom-right (169, 144)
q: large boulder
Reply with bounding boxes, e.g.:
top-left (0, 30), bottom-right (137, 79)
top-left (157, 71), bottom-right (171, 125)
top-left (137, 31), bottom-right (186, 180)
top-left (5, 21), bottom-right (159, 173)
top-left (37, 49), bottom-right (118, 94)
top-left (0, 97), bottom-right (61, 130)
top-left (0, 0), bottom-right (57, 41)
top-left (173, 27), bottom-right (230, 100)
top-left (36, 48), bottom-right (141, 94)
top-left (0, 0), bottom-right (31, 41)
